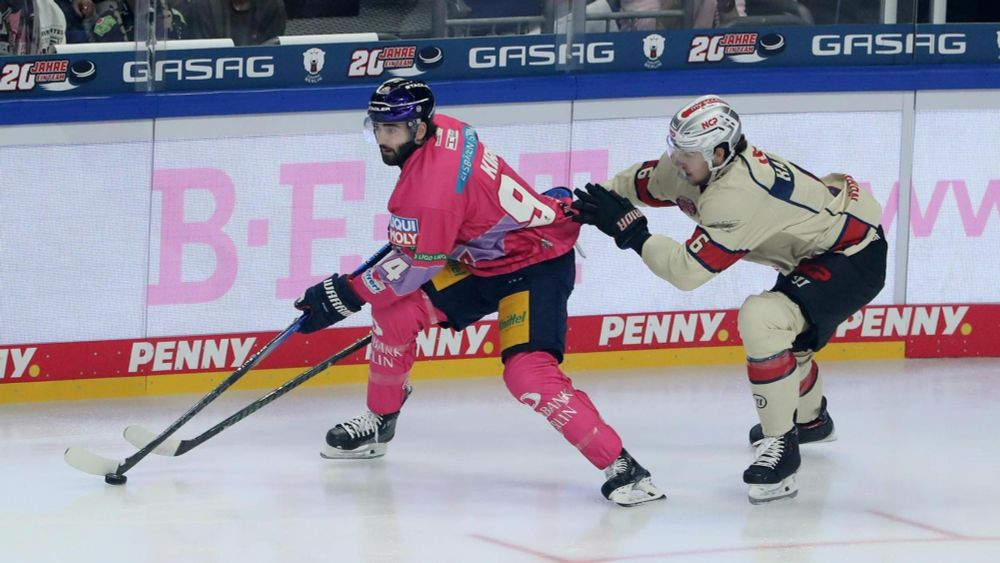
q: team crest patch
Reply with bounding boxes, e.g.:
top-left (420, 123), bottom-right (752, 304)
top-left (303, 48), bottom-right (325, 83)
top-left (388, 214), bottom-right (419, 248)
top-left (676, 196), bottom-right (698, 218)
top-left (642, 34), bottom-right (665, 69)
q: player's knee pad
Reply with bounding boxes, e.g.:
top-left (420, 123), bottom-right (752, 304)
top-left (502, 351), bottom-right (571, 406)
top-left (368, 291), bottom-right (438, 379)
top-left (370, 290), bottom-right (435, 347)
top-left (738, 291), bottom-right (807, 358)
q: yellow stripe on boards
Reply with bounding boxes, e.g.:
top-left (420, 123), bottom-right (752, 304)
top-left (0, 341), bottom-right (906, 404)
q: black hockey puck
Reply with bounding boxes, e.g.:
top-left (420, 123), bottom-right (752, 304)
top-left (759, 34), bottom-right (785, 54)
top-left (105, 473), bottom-right (127, 485)
top-left (416, 46), bottom-right (444, 70)
top-left (69, 60), bottom-right (97, 84)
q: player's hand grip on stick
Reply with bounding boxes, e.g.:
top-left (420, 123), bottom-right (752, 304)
top-left (294, 274), bottom-right (364, 334)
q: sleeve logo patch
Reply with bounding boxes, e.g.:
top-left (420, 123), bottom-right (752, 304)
top-left (388, 215), bottom-right (419, 247)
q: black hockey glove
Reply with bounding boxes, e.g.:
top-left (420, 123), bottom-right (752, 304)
top-left (294, 273), bottom-right (365, 334)
top-left (571, 182), bottom-right (651, 255)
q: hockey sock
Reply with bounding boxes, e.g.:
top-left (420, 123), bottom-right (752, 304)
top-left (747, 350), bottom-right (799, 437)
top-left (794, 351), bottom-right (824, 423)
top-left (504, 351), bottom-right (622, 469)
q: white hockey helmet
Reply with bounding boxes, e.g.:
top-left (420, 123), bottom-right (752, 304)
top-left (668, 95), bottom-right (742, 181)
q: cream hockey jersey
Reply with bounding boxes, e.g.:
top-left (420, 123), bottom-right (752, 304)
top-left (601, 143), bottom-right (883, 291)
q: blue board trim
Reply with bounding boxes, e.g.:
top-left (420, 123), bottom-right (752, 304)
top-left (2, 64), bottom-right (999, 126)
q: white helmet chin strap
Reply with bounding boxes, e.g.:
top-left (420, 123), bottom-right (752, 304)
top-left (707, 150), bottom-right (737, 184)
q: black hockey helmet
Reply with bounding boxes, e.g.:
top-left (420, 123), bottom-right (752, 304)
top-left (367, 78), bottom-right (435, 124)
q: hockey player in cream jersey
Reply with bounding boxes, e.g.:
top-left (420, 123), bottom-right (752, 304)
top-left (572, 95), bottom-right (887, 504)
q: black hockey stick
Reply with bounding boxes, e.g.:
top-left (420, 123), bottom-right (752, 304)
top-left (123, 333), bottom-right (372, 457)
top-left (64, 244), bottom-right (391, 483)
top-left (64, 316), bottom-right (305, 483)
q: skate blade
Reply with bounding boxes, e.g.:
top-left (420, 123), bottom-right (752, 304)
top-left (608, 477), bottom-right (666, 507)
top-left (320, 442), bottom-right (387, 459)
top-left (747, 474), bottom-right (798, 505)
top-left (810, 430), bottom-right (837, 444)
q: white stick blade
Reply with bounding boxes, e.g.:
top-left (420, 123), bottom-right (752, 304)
top-left (64, 447), bottom-right (122, 476)
top-left (123, 425), bottom-right (182, 456)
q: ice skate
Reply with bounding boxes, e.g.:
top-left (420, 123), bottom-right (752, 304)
top-left (601, 449), bottom-right (666, 507)
top-left (321, 386), bottom-right (411, 459)
top-left (743, 427), bottom-right (800, 504)
top-left (748, 396), bottom-right (835, 446)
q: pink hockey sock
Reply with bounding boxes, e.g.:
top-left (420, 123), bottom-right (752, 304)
top-left (366, 290), bottom-right (441, 415)
top-left (504, 351), bottom-right (623, 469)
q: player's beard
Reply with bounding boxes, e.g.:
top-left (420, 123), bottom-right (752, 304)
top-left (379, 140), bottom-right (420, 166)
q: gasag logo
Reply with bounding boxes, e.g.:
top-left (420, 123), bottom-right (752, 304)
top-left (642, 33), bottom-right (665, 69)
top-left (303, 48), bottom-right (325, 83)
top-left (468, 42), bottom-right (614, 69)
top-left (0, 59), bottom-right (97, 92)
top-left (687, 32), bottom-right (784, 64)
top-left (811, 33), bottom-right (966, 56)
top-left (123, 57), bottom-right (275, 82)
top-left (347, 45), bottom-right (444, 78)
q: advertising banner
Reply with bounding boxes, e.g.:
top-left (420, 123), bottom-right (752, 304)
top-left (2, 25), bottom-right (999, 99)
top-left (2, 302), bottom-right (996, 402)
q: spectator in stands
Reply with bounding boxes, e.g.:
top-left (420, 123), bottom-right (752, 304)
top-left (186, 0), bottom-right (285, 46)
top-left (92, 0), bottom-right (186, 41)
top-left (55, 0), bottom-right (93, 43)
top-left (692, 0), bottom-right (745, 27)
top-left (617, 0), bottom-right (671, 30)
top-left (615, 0), bottom-right (745, 31)
top-left (0, 0), bottom-right (65, 54)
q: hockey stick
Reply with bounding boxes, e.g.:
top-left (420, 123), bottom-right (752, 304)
top-left (123, 333), bottom-right (372, 457)
top-left (65, 244), bottom-right (391, 483)
top-left (64, 317), bottom-right (304, 483)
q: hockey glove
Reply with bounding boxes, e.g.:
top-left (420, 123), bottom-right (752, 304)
top-left (571, 182), bottom-right (651, 254)
top-left (294, 274), bottom-right (365, 334)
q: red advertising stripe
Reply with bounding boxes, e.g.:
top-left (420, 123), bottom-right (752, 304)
top-left (2, 304), bottom-right (997, 389)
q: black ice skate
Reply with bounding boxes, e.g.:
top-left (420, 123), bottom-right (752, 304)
top-left (748, 396), bottom-right (835, 446)
top-left (601, 449), bottom-right (666, 507)
top-left (743, 427), bottom-right (800, 504)
top-left (321, 386), bottom-right (411, 459)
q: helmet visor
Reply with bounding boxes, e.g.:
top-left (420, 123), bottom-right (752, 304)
top-left (363, 116), bottom-right (417, 146)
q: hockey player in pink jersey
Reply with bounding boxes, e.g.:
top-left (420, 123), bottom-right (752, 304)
top-left (572, 95), bottom-right (887, 504)
top-left (294, 78), bottom-right (664, 506)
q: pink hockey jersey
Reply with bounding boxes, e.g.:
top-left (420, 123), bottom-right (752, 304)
top-left (350, 114), bottom-right (580, 307)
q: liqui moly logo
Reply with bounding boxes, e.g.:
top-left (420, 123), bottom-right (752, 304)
top-left (388, 214), bottom-right (419, 247)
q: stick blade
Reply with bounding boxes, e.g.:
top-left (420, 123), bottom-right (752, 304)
top-left (123, 425), bottom-right (182, 456)
top-left (64, 447), bottom-right (122, 477)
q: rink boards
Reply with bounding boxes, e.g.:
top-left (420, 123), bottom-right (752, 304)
top-left (1, 303), bottom-right (996, 403)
